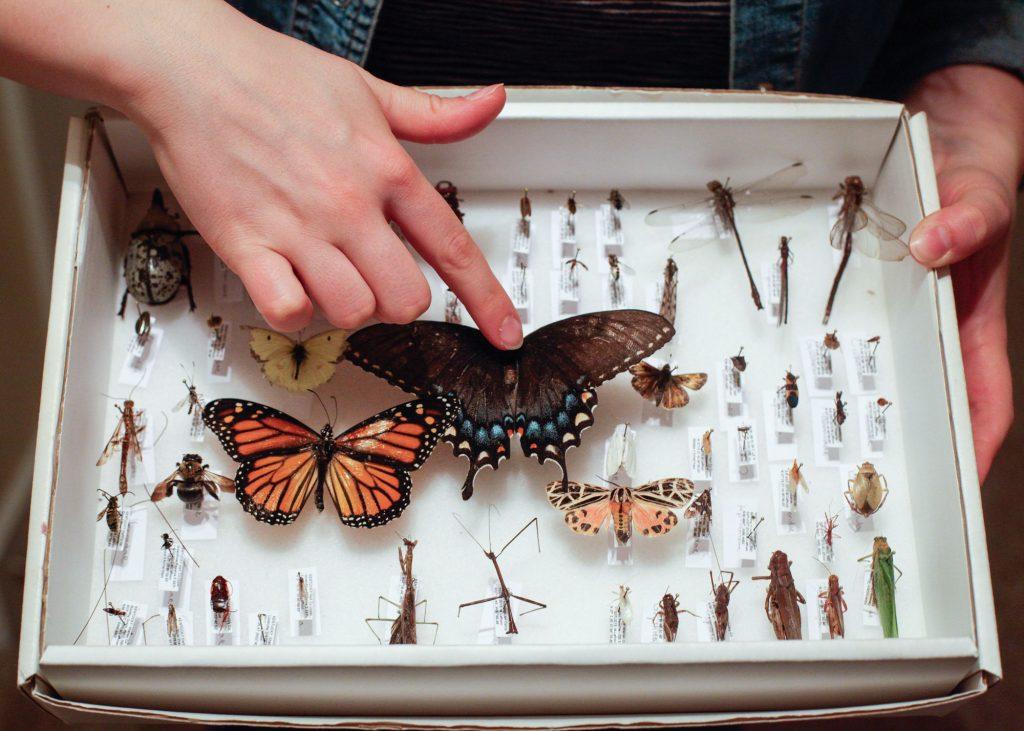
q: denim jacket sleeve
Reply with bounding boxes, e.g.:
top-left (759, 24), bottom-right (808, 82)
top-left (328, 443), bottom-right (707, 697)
top-left (863, 0), bottom-right (1024, 98)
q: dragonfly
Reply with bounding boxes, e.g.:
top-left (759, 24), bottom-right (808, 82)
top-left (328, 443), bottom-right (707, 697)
top-left (645, 163), bottom-right (812, 312)
top-left (822, 175), bottom-right (909, 324)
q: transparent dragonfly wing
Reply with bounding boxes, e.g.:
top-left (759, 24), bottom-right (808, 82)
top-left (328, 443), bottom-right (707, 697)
top-left (829, 208), bottom-right (868, 250)
top-left (854, 200), bottom-right (910, 261)
top-left (735, 193), bottom-right (815, 222)
top-left (644, 192), bottom-right (716, 227)
top-left (666, 211), bottom-right (731, 253)
top-left (733, 162), bottom-right (808, 197)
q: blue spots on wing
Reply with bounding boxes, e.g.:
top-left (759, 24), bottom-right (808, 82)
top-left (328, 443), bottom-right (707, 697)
top-left (542, 422), bottom-right (558, 440)
top-left (524, 420), bottom-right (542, 440)
top-left (490, 423), bottom-right (505, 439)
top-left (556, 411), bottom-right (570, 429)
top-left (564, 392), bottom-right (579, 410)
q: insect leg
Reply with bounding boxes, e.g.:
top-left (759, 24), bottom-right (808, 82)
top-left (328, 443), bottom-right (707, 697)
top-left (457, 595), bottom-right (503, 615)
top-left (117, 288), bottom-right (129, 318)
top-left (181, 243), bottom-right (197, 311)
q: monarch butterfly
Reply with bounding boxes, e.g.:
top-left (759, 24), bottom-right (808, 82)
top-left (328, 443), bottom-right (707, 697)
top-left (202, 396), bottom-right (456, 528)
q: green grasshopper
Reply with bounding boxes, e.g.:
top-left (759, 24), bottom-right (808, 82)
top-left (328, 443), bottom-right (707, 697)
top-left (861, 536), bottom-right (901, 638)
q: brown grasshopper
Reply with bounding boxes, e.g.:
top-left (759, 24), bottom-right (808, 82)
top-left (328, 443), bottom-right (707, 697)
top-left (710, 570), bottom-right (740, 641)
top-left (455, 514), bottom-right (545, 635)
top-left (654, 592), bottom-right (697, 643)
top-left (753, 550), bottom-right (805, 640)
top-left (818, 573), bottom-right (847, 639)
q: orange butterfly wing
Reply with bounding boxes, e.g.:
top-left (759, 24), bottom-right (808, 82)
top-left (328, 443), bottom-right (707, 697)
top-left (234, 451), bottom-right (319, 525)
top-left (203, 399), bottom-right (320, 460)
top-left (326, 397), bottom-right (456, 528)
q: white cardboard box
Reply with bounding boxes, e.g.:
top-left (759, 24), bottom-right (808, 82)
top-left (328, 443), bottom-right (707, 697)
top-left (18, 89), bottom-right (999, 725)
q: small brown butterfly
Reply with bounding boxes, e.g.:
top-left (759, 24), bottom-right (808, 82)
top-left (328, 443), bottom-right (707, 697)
top-left (628, 361), bottom-right (707, 409)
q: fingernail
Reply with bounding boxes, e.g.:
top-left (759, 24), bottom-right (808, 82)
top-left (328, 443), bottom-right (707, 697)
top-left (499, 313), bottom-right (523, 349)
top-left (464, 83), bottom-right (502, 101)
top-left (910, 224), bottom-right (952, 264)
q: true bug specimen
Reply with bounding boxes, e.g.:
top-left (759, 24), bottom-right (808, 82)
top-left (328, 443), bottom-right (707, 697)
top-left (118, 189), bottom-right (197, 318)
top-left (174, 374), bottom-right (204, 416)
top-left (787, 460), bottom-right (809, 503)
top-left (654, 592), bottom-right (697, 643)
top-left (161, 532), bottom-right (173, 551)
top-left (97, 399), bottom-right (145, 499)
top-left (648, 164), bottom-right (812, 312)
top-left (96, 489), bottom-right (124, 535)
top-left (835, 391), bottom-right (848, 437)
top-left (435, 180), bottom-right (464, 221)
top-left (702, 429), bottom-right (714, 456)
top-left (844, 462), bottom-right (889, 517)
top-left (730, 347), bottom-right (747, 373)
top-left (823, 511), bottom-right (840, 551)
top-left (710, 570), bottom-right (740, 642)
top-left (454, 514), bottom-right (545, 635)
top-left (103, 603), bottom-right (128, 625)
top-left (659, 257), bottom-right (679, 324)
top-left (152, 453), bottom-right (235, 507)
top-left (780, 370), bottom-right (800, 409)
top-left (367, 538), bottom-right (439, 645)
top-left (210, 576), bottom-right (233, 630)
top-left (861, 536), bottom-right (901, 638)
top-left (818, 573), bottom-right (847, 639)
top-left (823, 331), bottom-right (840, 350)
top-left (753, 550), bottom-right (806, 640)
top-left (777, 236), bottom-right (793, 326)
top-left (822, 177), bottom-right (908, 323)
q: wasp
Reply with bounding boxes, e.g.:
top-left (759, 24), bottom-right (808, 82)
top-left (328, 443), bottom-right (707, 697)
top-left (435, 180), bottom-right (464, 221)
top-left (210, 576), bottom-right (233, 630)
top-left (710, 571), bottom-right (740, 642)
top-left (608, 189), bottom-right (628, 231)
top-left (780, 370), bottom-right (800, 409)
top-left (174, 375), bottom-right (203, 416)
top-left (96, 489), bottom-right (124, 535)
top-left (819, 574), bottom-right (847, 639)
top-left (152, 453), bottom-right (235, 507)
top-left (103, 603), bottom-right (128, 625)
top-left (844, 462), bottom-right (889, 517)
top-left (753, 550), bottom-right (805, 640)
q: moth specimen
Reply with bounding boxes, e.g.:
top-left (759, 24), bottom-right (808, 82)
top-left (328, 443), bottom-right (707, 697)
top-left (819, 573), bottom-right (847, 639)
top-left (435, 180), bottom-right (464, 221)
top-left (777, 236), bottom-right (792, 326)
top-left (629, 361), bottom-right (707, 409)
top-left (862, 536), bottom-right (900, 638)
top-left (210, 575), bottom-right (233, 630)
top-left (648, 163), bottom-right (811, 312)
top-left (754, 550), bottom-right (805, 640)
top-left (118, 189), bottom-right (197, 317)
top-left (844, 461), bottom-right (889, 517)
top-left (152, 453), bottom-right (235, 506)
top-left (603, 422), bottom-right (636, 479)
top-left (247, 327), bottom-right (348, 392)
top-left (710, 570), bottom-right (740, 641)
top-left (822, 176), bottom-right (908, 324)
top-left (346, 310), bottom-right (674, 499)
top-left (659, 257), bottom-right (678, 324)
top-left (204, 397), bottom-right (455, 527)
top-left (545, 477), bottom-right (696, 544)
top-left (685, 489), bottom-right (712, 522)
top-left (455, 515), bottom-right (545, 635)
top-left (780, 370), bottom-right (800, 409)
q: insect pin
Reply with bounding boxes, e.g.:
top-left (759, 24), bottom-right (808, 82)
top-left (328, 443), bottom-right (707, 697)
top-left (210, 576), bottom-right (233, 631)
top-left (818, 572), bottom-right (847, 639)
top-left (781, 369), bottom-right (800, 410)
top-left (710, 570), bottom-right (740, 641)
top-left (435, 180), bottom-right (464, 221)
top-left (823, 330), bottom-right (840, 350)
top-left (844, 461), bottom-right (889, 518)
top-left (860, 536), bottom-right (901, 638)
top-left (654, 591), bottom-right (697, 642)
top-left (455, 514), bottom-right (546, 636)
top-left (118, 189), bottom-right (197, 317)
top-left (753, 550), bottom-right (805, 640)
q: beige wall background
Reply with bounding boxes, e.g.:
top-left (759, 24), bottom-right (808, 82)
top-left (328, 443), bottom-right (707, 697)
top-left (0, 83), bottom-right (1019, 728)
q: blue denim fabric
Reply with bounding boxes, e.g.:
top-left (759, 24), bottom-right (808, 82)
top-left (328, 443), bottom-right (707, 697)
top-left (229, 0), bottom-right (1023, 96)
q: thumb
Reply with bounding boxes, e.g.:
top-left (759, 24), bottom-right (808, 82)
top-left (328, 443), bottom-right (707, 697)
top-left (359, 76), bottom-right (506, 144)
top-left (909, 165), bottom-right (1014, 268)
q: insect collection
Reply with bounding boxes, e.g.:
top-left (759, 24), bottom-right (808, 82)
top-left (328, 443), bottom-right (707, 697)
top-left (80, 174), bottom-right (916, 651)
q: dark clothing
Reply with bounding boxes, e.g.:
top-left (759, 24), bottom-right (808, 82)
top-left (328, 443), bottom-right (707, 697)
top-left (228, 0), bottom-right (1024, 97)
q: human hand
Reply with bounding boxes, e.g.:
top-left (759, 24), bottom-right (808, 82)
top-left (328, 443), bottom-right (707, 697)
top-left (119, 1), bottom-right (522, 347)
top-left (905, 65), bottom-right (1024, 482)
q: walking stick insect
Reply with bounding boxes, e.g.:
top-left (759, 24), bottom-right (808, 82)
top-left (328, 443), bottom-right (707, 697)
top-left (366, 538), bottom-right (439, 645)
top-left (454, 512), bottom-right (546, 635)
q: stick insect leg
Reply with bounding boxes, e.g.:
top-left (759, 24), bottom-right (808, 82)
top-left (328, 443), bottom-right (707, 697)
top-left (457, 595), bottom-right (503, 615)
top-left (496, 517), bottom-right (540, 558)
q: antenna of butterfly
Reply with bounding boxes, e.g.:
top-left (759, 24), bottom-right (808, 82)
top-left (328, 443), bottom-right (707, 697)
top-left (308, 390), bottom-right (332, 426)
top-left (331, 396), bottom-right (339, 431)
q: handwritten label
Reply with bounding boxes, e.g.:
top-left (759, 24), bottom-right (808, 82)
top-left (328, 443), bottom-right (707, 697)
top-left (597, 204), bottom-right (625, 256)
top-left (608, 602), bottom-right (627, 644)
top-left (688, 427), bottom-right (713, 482)
top-left (861, 567), bottom-right (880, 626)
top-left (158, 543), bottom-right (186, 592)
top-left (512, 218), bottom-right (532, 257)
top-left (249, 612), bottom-right (279, 646)
top-left (800, 337), bottom-right (834, 394)
top-left (808, 579), bottom-right (831, 641)
top-left (110, 601), bottom-right (144, 646)
top-left (289, 568), bottom-right (322, 636)
top-left (729, 424), bottom-right (758, 482)
top-left (814, 518), bottom-right (835, 566)
top-left (118, 327), bottom-right (164, 388)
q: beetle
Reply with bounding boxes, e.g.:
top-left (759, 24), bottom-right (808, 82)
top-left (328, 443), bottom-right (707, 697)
top-left (118, 189), bottom-right (197, 318)
top-left (210, 575), bottom-right (233, 630)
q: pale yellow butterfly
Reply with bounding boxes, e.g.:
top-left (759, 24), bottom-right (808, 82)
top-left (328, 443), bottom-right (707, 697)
top-left (247, 328), bottom-right (349, 392)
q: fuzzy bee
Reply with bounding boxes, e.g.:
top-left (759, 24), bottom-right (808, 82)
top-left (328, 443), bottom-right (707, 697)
top-left (152, 453), bottom-right (234, 507)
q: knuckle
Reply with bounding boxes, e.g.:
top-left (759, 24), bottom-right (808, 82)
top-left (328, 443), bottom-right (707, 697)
top-left (331, 291), bottom-right (376, 330)
top-left (435, 228), bottom-right (480, 275)
top-left (379, 282), bottom-right (431, 324)
top-left (378, 149), bottom-right (420, 191)
top-left (262, 295), bottom-right (312, 331)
